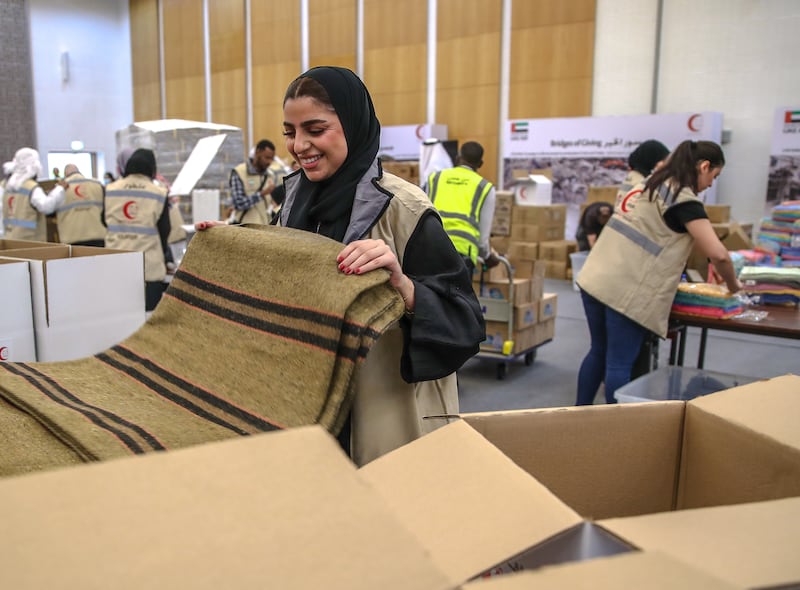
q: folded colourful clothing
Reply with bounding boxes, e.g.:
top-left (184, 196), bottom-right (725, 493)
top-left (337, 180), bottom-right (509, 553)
top-left (671, 303), bottom-right (743, 319)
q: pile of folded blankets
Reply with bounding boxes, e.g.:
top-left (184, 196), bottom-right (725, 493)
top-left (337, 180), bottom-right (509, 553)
top-left (740, 265), bottom-right (800, 306)
top-left (671, 282), bottom-right (745, 319)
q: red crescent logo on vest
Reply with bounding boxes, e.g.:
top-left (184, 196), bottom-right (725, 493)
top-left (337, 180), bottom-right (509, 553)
top-left (687, 113), bottom-right (703, 132)
top-left (620, 188), bottom-right (643, 213)
top-left (0, 346), bottom-right (8, 361)
top-left (7, 195), bottom-right (14, 212)
top-left (519, 186), bottom-right (527, 200)
top-left (123, 201), bottom-right (138, 220)
top-left (74, 184), bottom-right (85, 198)
top-left (415, 125), bottom-right (424, 140)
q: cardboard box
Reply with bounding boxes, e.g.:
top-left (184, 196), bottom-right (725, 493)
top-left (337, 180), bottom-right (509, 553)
top-left (0, 427), bottom-right (452, 589)
top-left (513, 302), bottom-right (538, 329)
top-left (511, 204), bottom-right (567, 227)
top-left (514, 175), bottom-right (553, 206)
top-left (474, 278), bottom-right (533, 305)
top-left (538, 293), bottom-right (558, 322)
top-left (489, 236), bottom-right (511, 255)
top-left (362, 376), bottom-right (800, 587)
top-left (0, 259), bottom-right (36, 361)
top-left (539, 240), bottom-right (578, 262)
top-left (0, 238), bottom-right (53, 252)
top-left (494, 191), bottom-right (514, 213)
top-left (510, 224), bottom-right (563, 242)
top-left (0, 245), bottom-right (147, 362)
top-left (705, 204), bottom-right (731, 223)
top-left (543, 260), bottom-right (568, 279)
top-left (506, 241), bottom-right (538, 261)
top-left (586, 185), bottom-right (619, 205)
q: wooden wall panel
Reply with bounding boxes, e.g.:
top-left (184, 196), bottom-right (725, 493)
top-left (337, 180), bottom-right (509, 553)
top-left (309, 0), bottom-right (356, 70)
top-left (363, 0), bottom-right (426, 126)
top-left (509, 0), bottom-right (595, 120)
top-left (250, 3), bottom-right (301, 161)
top-left (130, 0), bottom-right (161, 121)
top-left (162, 0), bottom-right (205, 121)
top-left (209, 0), bottom-right (246, 134)
top-left (436, 0), bottom-right (501, 184)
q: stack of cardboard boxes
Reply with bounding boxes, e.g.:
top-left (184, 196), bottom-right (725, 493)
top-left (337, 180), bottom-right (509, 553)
top-left (381, 161), bottom-right (421, 186)
top-left (475, 191), bottom-right (568, 355)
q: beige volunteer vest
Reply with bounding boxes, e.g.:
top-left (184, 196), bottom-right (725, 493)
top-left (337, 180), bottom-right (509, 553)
top-left (233, 162), bottom-right (270, 225)
top-left (57, 173), bottom-right (106, 244)
top-left (2, 179), bottom-right (46, 241)
top-left (105, 174), bottom-right (168, 281)
top-left (349, 173), bottom-right (459, 466)
top-left (577, 181), bottom-right (699, 337)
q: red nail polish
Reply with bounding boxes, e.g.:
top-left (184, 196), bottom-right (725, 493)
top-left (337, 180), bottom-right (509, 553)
top-left (339, 263), bottom-right (345, 270)
top-left (355, 268), bottom-right (361, 275)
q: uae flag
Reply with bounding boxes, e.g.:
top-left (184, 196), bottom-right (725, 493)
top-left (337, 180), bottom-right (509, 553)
top-left (785, 111), bottom-right (800, 123)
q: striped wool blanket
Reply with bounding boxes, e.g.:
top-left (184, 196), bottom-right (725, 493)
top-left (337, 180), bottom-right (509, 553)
top-left (0, 225), bottom-right (404, 477)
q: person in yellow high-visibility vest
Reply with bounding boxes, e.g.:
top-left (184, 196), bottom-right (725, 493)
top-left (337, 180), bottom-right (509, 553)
top-left (426, 141), bottom-right (499, 274)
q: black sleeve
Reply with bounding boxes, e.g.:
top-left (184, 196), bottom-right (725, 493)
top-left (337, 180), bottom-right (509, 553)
top-left (663, 200), bottom-right (708, 233)
top-left (156, 201), bottom-right (171, 251)
top-left (399, 211), bottom-right (485, 382)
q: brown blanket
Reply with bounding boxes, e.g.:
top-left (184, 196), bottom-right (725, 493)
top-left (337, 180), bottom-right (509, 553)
top-left (0, 225), bottom-right (404, 477)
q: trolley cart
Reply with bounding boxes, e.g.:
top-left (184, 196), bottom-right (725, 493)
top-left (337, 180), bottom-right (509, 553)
top-left (473, 255), bottom-right (552, 380)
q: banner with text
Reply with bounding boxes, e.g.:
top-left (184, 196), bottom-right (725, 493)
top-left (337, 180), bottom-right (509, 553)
top-left (766, 107), bottom-right (800, 204)
top-left (501, 112), bottom-right (723, 205)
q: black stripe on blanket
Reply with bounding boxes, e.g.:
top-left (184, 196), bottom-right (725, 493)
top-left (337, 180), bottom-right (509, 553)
top-left (167, 285), bottom-right (370, 363)
top-left (173, 268), bottom-right (383, 341)
top-left (1, 363), bottom-right (165, 454)
top-left (107, 345), bottom-right (282, 432)
top-left (97, 349), bottom-right (279, 436)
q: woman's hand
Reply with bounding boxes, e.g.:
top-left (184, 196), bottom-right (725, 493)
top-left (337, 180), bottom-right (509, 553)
top-left (195, 220), bottom-right (227, 231)
top-left (337, 239), bottom-right (415, 310)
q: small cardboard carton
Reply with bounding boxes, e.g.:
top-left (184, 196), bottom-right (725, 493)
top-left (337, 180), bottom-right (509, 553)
top-left (511, 204), bottom-right (567, 227)
top-left (0, 259), bottom-right (36, 361)
top-left (0, 245), bottom-right (146, 361)
top-left (461, 552), bottom-right (740, 589)
top-left (0, 427), bottom-right (452, 590)
top-left (705, 204), bottom-right (731, 223)
top-left (586, 185), bottom-right (619, 205)
top-left (0, 239), bottom-right (53, 252)
top-left (513, 175), bottom-right (553, 206)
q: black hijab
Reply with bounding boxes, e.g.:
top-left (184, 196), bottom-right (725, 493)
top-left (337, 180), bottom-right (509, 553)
top-left (124, 148), bottom-right (157, 179)
top-left (285, 66), bottom-right (381, 242)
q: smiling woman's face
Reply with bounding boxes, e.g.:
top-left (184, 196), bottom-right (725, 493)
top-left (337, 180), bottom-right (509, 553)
top-left (283, 96), bottom-right (348, 183)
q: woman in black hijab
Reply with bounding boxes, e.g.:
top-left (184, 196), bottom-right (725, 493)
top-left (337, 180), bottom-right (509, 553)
top-left (203, 66), bottom-right (484, 464)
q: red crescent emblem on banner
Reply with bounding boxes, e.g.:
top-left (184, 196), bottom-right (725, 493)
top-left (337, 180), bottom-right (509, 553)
top-left (123, 201), bottom-right (138, 220)
top-left (74, 184), bottom-right (85, 198)
top-left (687, 114), bottom-right (702, 132)
top-left (415, 125), bottom-right (425, 140)
top-left (0, 346), bottom-right (8, 361)
top-left (620, 189), bottom-right (642, 213)
top-left (7, 195), bottom-right (14, 211)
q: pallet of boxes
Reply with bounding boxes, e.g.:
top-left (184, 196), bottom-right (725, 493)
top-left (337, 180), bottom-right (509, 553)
top-left (472, 182), bottom-right (562, 378)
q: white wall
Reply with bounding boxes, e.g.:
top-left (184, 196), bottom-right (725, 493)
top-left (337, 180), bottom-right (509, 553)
top-left (29, 0), bottom-right (133, 179)
top-left (594, 0), bottom-right (800, 225)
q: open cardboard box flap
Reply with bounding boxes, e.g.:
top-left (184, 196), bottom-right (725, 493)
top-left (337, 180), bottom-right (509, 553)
top-left (599, 497), bottom-right (800, 589)
top-left (0, 426), bottom-right (452, 590)
top-left (460, 551), bottom-right (740, 589)
top-left (360, 419), bottom-right (584, 585)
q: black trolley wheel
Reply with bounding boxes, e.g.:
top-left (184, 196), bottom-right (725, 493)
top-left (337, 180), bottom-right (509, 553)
top-left (524, 350), bottom-right (536, 366)
top-left (496, 362), bottom-right (508, 380)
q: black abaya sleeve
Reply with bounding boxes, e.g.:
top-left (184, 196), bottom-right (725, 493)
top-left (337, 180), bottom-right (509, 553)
top-left (399, 210), bottom-right (485, 382)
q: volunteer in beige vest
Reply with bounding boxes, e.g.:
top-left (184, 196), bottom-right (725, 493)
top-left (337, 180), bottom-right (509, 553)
top-left (576, 140), bottom-right (741, 406)
top-left (229, 139), bottom-right (276, 225)
top-left (200, 67), bottom-right (484, 465)
top-left (57, 164), bottom-right (106, 246)
top-left (105, 148), bottom-right (171, 311)
top-left (2, 148), bottom-right (66, 241)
